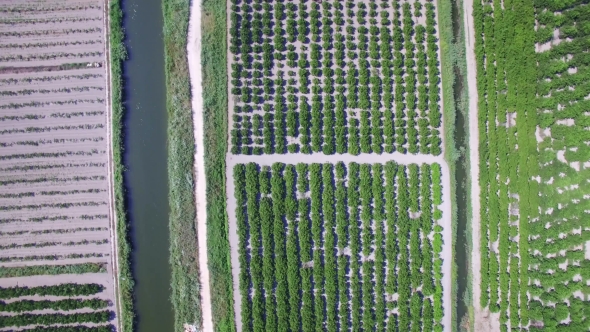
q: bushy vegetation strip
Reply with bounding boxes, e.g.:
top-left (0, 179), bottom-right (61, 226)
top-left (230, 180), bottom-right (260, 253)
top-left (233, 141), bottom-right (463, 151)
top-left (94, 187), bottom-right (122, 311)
top-left (16, 326), bottom-right (115, 332)
top-left (162, 0), bottom-right (204, 330)
top-left (233, 162), bottom-right (446, 331)
top-left (199, 0), bottom-right (236, 330)
top-left (0, 263), bottom-right (106, 278)
top-left (0, 298), bottom-right (108, 312)
top-left (0, 310), bottom-right (112, 328)
top-left (0, 284), bottom-right (103, 299)
top-left (108, 0), bottom-right (134, 330)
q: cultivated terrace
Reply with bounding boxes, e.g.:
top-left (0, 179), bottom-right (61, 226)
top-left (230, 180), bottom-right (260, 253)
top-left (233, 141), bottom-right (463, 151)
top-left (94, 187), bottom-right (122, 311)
top-left (224, 0), bottom-right (453, 331)
top-left (0, 0), bottom-right (119, 330)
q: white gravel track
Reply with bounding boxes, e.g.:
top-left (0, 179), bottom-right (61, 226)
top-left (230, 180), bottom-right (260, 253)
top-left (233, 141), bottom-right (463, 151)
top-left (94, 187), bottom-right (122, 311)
top-left (187, 0), bottom-right (214, 330)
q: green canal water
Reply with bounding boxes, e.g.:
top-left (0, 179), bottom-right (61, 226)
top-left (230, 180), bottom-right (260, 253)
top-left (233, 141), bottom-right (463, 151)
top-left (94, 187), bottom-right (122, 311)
top-left (122, 0), bottom-right (174, 330)
top-left (451, 0), bottom-right (471, 329)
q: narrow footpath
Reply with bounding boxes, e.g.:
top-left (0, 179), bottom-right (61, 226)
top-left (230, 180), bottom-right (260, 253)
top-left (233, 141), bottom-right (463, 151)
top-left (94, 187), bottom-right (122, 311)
top-left (187, 0), bottom-right (214, 330)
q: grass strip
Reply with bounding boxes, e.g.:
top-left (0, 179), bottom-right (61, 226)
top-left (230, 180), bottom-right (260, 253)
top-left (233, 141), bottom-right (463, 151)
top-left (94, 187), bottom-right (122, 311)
top-left (0, 263), bottom-right (105, 278)
top-left (201, 0), bottom-right (235, 331)
top-left (108, 0), bottom-right (134, 331)
top-left (162, 0), bottom-right (202, 330)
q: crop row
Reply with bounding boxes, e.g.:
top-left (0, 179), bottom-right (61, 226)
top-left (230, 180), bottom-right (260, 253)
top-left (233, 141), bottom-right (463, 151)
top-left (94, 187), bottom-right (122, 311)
top-left (0, 52), bottom-right (103, 62)
top-left (228, 0), bottom-right (442, 156)
top-left (0, 162), bottom-right (104, 173)
top-left (0, 4), bottom-right (102, 14)
top-left (0, 39), bottom-right (102, 49)
top-left (0, 98), bottom-right (104, 110)
top-left (0, 263), bottom-right (106, 278)
top-left (0, 214), bottom-right (107, 225)
top-left (17, 326), bottom-right (115, 332)
top-left (0, 27), bottom-right (102, 38)
top-left (0, 239), bottom-right (109, 250)
top-left (0, 253), bottom-right (107, 263)
top-left (0, 283), bottom-right (104, 299)
top-left (0, 298), bottom-right (108, 312)
top-left (0, 310), bottom-right (112, 328)
top-left (233, 161), bottom-right (445, 332)
top-left (0, 111), bottom-right (104, 122)
top-left (0, 86), bottom-right (104, 96)
top-left (0, 73), bottom-right (103, 85)
top-left (0, 201), bottom-right (107, 211)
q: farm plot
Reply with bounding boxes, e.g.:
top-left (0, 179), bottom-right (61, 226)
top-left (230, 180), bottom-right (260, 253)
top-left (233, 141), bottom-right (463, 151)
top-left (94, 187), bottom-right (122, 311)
top-left (227, 160), bottom-right (451, 332)
top-left (219, 0), bottom-right (454, 331)
top-left (228, 0), bottom-right (444, 156)
top-left (472, 0), bottom-right (590, 330)
top-left (0, 0), bottom-right (120, 330)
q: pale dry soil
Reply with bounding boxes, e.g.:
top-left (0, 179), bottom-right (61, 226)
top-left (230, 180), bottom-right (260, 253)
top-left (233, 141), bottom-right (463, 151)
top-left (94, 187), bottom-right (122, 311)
top-left (0, 0), bottom-right (120, 330)
top-left (187, 0), bottom-right (213, 330)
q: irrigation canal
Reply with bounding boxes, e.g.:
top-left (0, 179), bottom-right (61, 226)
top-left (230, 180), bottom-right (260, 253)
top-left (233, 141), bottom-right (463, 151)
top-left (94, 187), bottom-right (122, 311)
top-left (122, 0), bottom-right (174, 331)
top-left (452, 0), bottom-right (471, 329)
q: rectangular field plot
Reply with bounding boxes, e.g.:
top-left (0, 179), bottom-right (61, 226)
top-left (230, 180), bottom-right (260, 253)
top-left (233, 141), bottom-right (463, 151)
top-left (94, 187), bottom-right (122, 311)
top-left (0, 0), bottom-right (119, 330)
top-left (228, 0), bottom-right (443, 156)
top-left (230, 161), bottom-right (447, 332)
top-left (473, 0), bottom-right (590, 330)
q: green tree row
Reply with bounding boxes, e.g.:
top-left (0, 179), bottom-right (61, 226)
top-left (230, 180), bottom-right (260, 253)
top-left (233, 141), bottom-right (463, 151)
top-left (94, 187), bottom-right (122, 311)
top-left (0, 284), bottom-right (103, 299)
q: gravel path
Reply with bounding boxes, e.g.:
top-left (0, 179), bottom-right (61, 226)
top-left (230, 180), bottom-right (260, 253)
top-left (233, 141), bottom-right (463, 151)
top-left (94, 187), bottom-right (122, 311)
top-left (226, 152), bottom-right (453, 332)
top-left (187, 0), bottom-right (213, 330)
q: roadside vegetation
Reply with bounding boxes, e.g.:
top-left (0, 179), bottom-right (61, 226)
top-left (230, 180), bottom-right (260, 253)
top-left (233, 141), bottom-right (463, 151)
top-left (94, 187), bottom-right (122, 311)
top-left (162, 0), bottom-right (203, 330)
top-left (473, 0), bottom-right (590, 330)
top-left (108, 0), bottom-right (134, 330)
top-left (202, 0), bottom-right (235, 331)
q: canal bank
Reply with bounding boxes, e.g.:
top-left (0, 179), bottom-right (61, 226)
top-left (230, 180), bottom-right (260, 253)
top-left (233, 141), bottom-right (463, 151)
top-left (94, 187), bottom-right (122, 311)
top-left (122, 0), bottom-right (174, 330)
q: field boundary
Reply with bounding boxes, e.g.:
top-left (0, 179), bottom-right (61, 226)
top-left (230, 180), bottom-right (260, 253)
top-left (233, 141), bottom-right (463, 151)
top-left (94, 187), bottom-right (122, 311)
top-left (163, 0), bottom-right (204, 330)
top-left (201, 0), bottom-right (235, 331)
top-left (107, 0), bottom-right (135, 331)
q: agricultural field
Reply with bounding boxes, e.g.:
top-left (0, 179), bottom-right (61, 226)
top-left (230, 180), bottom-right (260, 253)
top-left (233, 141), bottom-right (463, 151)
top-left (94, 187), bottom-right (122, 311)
top-left (471, 0), bottom-right (590, 330)
top-left (230, 161), bottom-right (447, 332)
top-left (228, 0), bottom-right (444, 156)
top-left (221, 0), bottom-right (455, 331)
top-left (0, 0), bottom-right (121, 330)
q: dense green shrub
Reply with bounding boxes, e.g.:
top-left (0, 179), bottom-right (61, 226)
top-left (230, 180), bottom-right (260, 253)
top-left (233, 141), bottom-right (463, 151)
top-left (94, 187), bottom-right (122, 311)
top-left (0, 284), bottom-right (103, 299)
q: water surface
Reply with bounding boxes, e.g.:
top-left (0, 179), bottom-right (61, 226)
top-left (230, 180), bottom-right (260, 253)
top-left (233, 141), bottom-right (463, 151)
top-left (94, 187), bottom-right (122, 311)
top-left (122, 0), bottom-right (173, 330)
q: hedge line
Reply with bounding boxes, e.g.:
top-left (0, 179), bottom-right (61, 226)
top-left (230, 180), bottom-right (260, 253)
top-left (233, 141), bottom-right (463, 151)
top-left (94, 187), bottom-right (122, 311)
top-left (0, 284), bottom-right (103, 299)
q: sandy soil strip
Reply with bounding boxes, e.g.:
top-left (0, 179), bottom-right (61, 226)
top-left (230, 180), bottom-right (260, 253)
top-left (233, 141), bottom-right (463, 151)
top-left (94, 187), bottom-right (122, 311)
top-left (187, 0), bottom-right (214, 330)
top-left (226, 152), bottom-right (453, 332)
